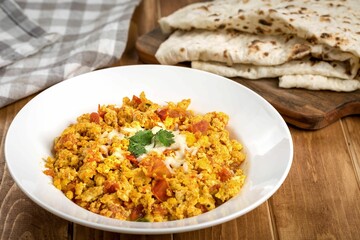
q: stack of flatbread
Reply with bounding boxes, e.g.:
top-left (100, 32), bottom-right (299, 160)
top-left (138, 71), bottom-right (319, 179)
top-left (155, 0), bottom-right (360, 92)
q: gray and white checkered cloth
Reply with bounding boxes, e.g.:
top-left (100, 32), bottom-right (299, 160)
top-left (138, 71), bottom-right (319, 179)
top-left (0, 0), bottom-right (141, 108)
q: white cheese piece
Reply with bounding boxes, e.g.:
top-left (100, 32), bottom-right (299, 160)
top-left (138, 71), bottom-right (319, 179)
top-left (107, 130), bottom-right (124, 140)
top-left (122, 125), bottom-right (144, 135)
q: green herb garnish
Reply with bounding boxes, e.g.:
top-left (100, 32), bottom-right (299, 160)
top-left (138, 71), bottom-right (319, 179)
top-left (128, 130), bottom-right (153, 157)
top-left (128, 129), bottom-right (175, 157)
top-left (153, 129), bottom-right (175, 147)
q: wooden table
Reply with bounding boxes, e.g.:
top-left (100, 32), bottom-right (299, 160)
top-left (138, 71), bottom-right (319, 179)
top-left (1, 1), bottom-right (360, 239)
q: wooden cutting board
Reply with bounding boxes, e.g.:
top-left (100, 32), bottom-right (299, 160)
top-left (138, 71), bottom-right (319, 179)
top-left (135, 28), bottom-right (360, 130)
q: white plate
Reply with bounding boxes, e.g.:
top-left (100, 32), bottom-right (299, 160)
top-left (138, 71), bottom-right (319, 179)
top-left (5, 65), bottom-right (293, 234)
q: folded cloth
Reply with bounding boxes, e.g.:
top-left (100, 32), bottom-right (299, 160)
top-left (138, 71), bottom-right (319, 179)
top-left (0, 0), bottom-right (141, 108)
top-left (0, 0), bottom-right (60, 68)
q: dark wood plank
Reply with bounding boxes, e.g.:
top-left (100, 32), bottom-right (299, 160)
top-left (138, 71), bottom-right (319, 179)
top-left (269, 124), bottom-right (360, 239)
top-left (159, 0), bottom-right (204, 17)
top-left (132, 0), bottom-right (160, 36)
top-left (342, 116), bottom-right (360, 184)
top-left (72, 224), bottom-right (172, 240)
top-left (135, 27), bottom-right (360, 130)
top-left (136, 27), bottom-right (168, 65)
top-left (174, 202), bottom-right (275, 240)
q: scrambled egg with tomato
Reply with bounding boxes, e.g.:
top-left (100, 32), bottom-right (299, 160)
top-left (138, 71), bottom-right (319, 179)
top-left (44, 92), bottom-right (246, 222)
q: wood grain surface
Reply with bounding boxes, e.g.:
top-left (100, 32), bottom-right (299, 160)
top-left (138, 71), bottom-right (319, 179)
top-left (136, 28), bottom-right (360, 130)
top-left (1, 0), bottom-right (360, 239)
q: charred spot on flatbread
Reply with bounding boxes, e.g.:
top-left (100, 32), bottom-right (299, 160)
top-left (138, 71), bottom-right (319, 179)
top-left (197, 6), bottom-right (209, 11)
top-left (209, 13), bottom-right (220, 17)
top-left (255, 27), bottom-right (265, 34)
top-left (284, 4), bottom-right (295, 9)
top-left (320, 14), bottom-right (331, 22)
top-left (320, 33), bottom-right (331, 39)
top-left (258, 19), bottom-right (272, 26)
top-left (306, 36), bottom-right (318, 44)
top-left (268, 9), bottom-right (277, 13)
top-left (289, 44), bottom-right (311, 59)
top-left (248, 40), bottom-right (261, 52)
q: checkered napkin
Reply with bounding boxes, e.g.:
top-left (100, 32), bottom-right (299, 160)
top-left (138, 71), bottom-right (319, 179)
top-left (0, 0), bottom-right (141, 108)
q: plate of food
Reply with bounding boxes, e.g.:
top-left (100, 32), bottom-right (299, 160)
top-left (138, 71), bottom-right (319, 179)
top-left (5, 65), bottom-right (293, 234)
top-left (136, 0), bottom-right (360, 130)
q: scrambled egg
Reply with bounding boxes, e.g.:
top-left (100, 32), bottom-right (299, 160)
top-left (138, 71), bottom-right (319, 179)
top-left (44, 92), bottom-right (246, 222)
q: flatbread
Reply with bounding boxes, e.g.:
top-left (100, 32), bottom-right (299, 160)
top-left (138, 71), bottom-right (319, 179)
top-left (159, 0), bottom-right (360, 58)
top-left (156, 29), bottom-right (313, 66)
top-left (191, 60), bottom-right (354, 80)
top-left (279, 75), bottom-right (360, 92)
top-left (156, 29), bottom-right (359, 79)
top-left (192, 61), bottom-right (360, 91)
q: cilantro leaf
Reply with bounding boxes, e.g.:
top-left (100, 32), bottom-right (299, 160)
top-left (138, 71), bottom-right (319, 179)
top-left (128, 141), bottom-right (147, 157)
top-left (130, 130), bottom-right (153, 144)
top-left (127, 129), bottom-right (175, 157)
top-left (154, 129), bottom-right (175, 147)
top-left (128, 130), bottom-right (154, 157)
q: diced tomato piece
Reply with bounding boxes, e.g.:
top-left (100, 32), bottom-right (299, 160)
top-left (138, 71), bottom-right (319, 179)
top-left (141, 156), bottom-right (171, 179)
top-left (152, 179), bottom-right (170, 202)
top-left (156, 108), bottom-right (187, 121)
top-left (126, 154), bottom-right (139, 166)
top-left (132, 95), bottom-right (142, 105)
top-left (104, 181), bottom-right (120, 194)
top-left (168, 109), bottom-right (186, 118)
top-left (156, 108), bottom-right (169, 121)
top-left (195, 203), bottom-right (208, 213)
top-left (218, 167), bottom-right (233, 182)
top-left (129, 204), bottom-right (145, 221)
top-left (90, 112), bottom-right (100, 124)
top-left (152, 159), bottom-right (172, 179)
top-left (189, 120), bottom-right (209, 134)
top-left (43, 169), bottom-right (55, 177)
